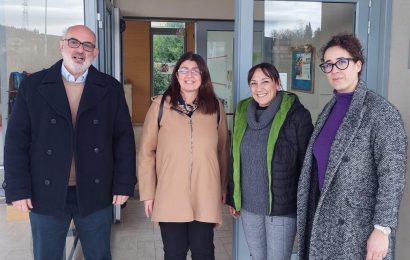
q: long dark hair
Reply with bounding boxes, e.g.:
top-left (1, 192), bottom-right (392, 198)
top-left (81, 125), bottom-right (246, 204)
top-left (163, 52), bottom-right (219, 114)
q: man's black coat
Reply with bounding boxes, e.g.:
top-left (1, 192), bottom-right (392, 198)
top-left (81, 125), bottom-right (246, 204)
top-left (3, 60), bottom-right (136, 217)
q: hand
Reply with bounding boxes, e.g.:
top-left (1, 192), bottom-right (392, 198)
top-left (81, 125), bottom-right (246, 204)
top-left (12, 199), bottom-right (33, 212)
top-left (365, 228), bottom-right (389, 260)
top-left (228, 206), bottom-right (240, 218)
top-left (221, 193), bottom-right (227, 204)
top-left (112, 195), bottom-right (129, 205)
top-left (144, 200), bottom-right (154, 218)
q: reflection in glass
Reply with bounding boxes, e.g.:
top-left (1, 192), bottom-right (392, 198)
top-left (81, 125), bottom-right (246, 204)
top-left (151, 22), bottom-right (185, 29)
top-left (254, 1), bottom-right (355, 122)
top-left (251, 3), bottom-right (355, 257)
top-left (0, 0), bottom-right (84, 173)
top-left (207, 31), bottom-right (234, 114)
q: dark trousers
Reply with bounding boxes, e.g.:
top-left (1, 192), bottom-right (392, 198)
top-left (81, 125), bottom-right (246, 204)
top-left (159, 221), bottom-right (215, 260)
top-left (29, 187), bottom-right (112, 260)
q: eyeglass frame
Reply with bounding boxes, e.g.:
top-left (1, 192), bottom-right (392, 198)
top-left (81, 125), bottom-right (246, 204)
top-left (177, 67), bottom-right (202, 76)
top-left (319, 58), bottom-right (356, 73)
top-left (63, 38), bottom-right (96, 52)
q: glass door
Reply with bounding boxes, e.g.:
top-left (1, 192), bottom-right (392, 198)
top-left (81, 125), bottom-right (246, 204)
top-left (206, 30), bottom-right (234, 128)
top-left (0, 0), bottom-right (84, 196)
top-left (97, 0), bottom-right (114, 75)
top-left (232, 1), bottom-right (370, 259)
top-left (196, 21), bottom-right (264, 130)
top-left (151, 22), bottom-right (186, 96)
top-left (254, 1), bottom-right (360, 122)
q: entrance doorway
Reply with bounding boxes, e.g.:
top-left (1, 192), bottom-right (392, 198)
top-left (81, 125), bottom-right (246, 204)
top-left (151, 22), bottom-right (186, 96)
top-left (122, 20), bottom-right (194, 124)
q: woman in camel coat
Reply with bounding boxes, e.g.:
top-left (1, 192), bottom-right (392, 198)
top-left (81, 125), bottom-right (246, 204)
top-left (138, 52), bottom-right (229, 260)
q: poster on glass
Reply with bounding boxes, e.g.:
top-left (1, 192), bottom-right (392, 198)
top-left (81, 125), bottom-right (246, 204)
top-left (291, 46), bottom-right (314, 93)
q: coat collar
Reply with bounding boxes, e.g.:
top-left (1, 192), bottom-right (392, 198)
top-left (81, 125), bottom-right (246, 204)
top-left (38, 60), bottom-right (108, 123)
top-left (318, 81), bottom-right (368, 197)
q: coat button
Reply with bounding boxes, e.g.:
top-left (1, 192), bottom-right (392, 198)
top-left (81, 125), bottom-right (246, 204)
top-left (46, 149), bottom-right (53, 155)
top-left (94, 178), bottom-right (100, 184)
top-left (94, 147), bottom-right (100, 153)
top-left (2, 181), bottom-right (6, 188)
top-left (50, 118), bottom-right (57, 124)
top-left (342, 156), bottom-right (350, 163)
top-left (338, 218), bottom-right (345, 225)
top-left (93, 119), bottom-right (99, 125)
top-left (44, 179), bottom-right (51, 186)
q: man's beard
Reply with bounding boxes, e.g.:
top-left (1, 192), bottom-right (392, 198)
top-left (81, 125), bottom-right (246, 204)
top-left (62, 51), bottom-right (92, 76)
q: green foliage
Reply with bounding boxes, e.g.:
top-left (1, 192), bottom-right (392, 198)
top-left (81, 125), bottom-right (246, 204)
top-left (153, 35), bottom-right (184, 63)
top-left (151, 22), bottom-right (185, 29)
top-left (161, 22), bottom-right (185, 29)
top-left (153, 69), bottom-right (170, 96)
top-left (152, 34), bottom-right (184, 96)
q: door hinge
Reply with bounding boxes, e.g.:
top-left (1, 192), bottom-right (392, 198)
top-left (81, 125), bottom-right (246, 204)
top-left (368, 20), bottom-right (371, 34)
top-left (97, 13), bottom-right (103, 29)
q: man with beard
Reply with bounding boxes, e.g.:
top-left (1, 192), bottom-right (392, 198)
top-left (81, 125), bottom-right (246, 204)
top-left (2, 25), bottom-right (136, 259)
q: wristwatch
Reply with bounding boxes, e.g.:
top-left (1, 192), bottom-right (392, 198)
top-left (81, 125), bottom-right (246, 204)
top-left (374, 225), bottom-right (391, 236)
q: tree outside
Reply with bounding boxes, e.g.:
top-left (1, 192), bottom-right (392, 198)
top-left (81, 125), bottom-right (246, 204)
top-left (152, 34), bottom-right (185, 96)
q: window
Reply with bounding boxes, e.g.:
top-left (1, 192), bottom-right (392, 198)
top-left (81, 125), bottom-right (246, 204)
top-left (151, 21), bottom-right (186, 96)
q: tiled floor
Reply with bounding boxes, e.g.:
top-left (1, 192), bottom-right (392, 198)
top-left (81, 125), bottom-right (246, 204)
top-left (0, 199), bottom-right (233, 260)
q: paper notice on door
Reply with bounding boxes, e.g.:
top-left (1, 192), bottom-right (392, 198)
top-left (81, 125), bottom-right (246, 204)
top-left (279, 73), bottom-right (287, 91)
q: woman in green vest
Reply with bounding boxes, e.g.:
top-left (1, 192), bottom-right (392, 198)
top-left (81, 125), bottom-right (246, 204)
top-left (227, 62), bottom-right (313, 260)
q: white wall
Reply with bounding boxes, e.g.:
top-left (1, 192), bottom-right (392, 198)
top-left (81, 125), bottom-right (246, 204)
top-left (115, 0), bottom-right (235, 19)
top-left (388, 0), bottom-right (410, 258)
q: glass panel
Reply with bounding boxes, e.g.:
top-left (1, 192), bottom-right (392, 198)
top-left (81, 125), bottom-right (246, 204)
top-left (253, 31), bottom-right (264, 64)
top-left (151, 21), bottom-right (185, 29)
top-left (254, 1), bottom-right (355, 122)
top-left (152, 33), bottom-right (185, 96)
top-left (207, 31), bottom-right (234, 117)
top-left (207, 30), bottom-right (263, 131)
top-left (0, 0), bottom-right (84, 188)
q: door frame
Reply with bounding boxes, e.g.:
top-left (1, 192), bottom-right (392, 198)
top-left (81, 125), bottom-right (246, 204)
top-left (150, 26), bottom-right (187, 96)
top-left (84, 0), bottom-right (115, 75)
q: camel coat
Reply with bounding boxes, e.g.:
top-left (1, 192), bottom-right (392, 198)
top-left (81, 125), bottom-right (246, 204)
top-left (138, 95), bottom-right (229, 225)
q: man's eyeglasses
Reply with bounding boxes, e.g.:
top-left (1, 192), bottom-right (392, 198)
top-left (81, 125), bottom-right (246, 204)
top-left (177, 67), bottom-right (201, 76)
top-left (63, 38), bottom-right (96, 52)
top-left (319, 58), bottom-right (355, 73)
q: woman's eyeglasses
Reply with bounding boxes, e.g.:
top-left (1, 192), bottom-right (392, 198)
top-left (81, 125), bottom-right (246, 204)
top-left (63, 38), bottom-right (96, 52)
top-left (177, 67), bottom-right (201, 76)
top-left (319, 58), bottom-right (355, 73)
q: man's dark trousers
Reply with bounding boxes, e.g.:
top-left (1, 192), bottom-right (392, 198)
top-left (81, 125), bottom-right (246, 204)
top-left (29, 187), bottom-right (112, 260)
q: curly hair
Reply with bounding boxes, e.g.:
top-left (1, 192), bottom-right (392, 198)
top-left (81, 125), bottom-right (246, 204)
top-left (321, 33), bottom-right (365, 76)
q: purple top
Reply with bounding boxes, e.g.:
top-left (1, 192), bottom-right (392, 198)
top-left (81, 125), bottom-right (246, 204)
top-left (313, 91), bottom-right (354, 191)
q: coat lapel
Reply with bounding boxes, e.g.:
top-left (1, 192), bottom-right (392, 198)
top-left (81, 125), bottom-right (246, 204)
top-left (37, 60), bottom-right (72, 123)
top-left (320, 82), bottom-right (367, 197)
top-left (37, 61), bottom-right (109, 124)
top-left (77, 65), bottom-right (108, 119)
